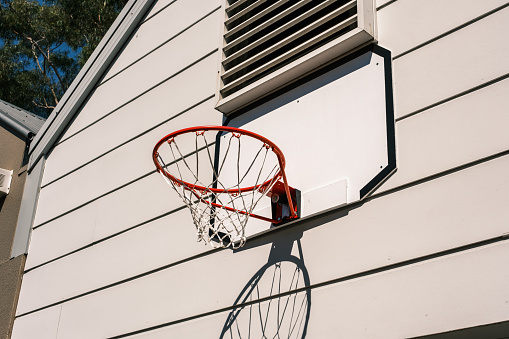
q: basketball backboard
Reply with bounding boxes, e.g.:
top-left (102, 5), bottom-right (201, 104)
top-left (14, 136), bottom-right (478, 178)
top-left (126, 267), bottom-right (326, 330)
top-left (218, 44), bottom-right (396, 239)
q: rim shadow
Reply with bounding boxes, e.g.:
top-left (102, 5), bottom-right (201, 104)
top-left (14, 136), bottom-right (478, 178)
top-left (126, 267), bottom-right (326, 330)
top-left (219, 236), bottom-right (311, 338)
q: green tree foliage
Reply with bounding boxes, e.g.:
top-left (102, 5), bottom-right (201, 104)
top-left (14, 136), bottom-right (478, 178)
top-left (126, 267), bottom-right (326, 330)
top-left (0, 0), bottom-right (128, 117)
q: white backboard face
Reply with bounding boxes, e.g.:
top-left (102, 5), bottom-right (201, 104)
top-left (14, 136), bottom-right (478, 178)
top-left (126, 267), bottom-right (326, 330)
top-left (218, 45), bottom-right (396, 239)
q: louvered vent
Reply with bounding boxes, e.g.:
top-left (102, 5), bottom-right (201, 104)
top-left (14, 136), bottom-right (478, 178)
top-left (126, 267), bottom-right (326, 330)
top-left (216, 0), bottom-right (376, 114)
top-left (0, 168), bottom-right (13, 197)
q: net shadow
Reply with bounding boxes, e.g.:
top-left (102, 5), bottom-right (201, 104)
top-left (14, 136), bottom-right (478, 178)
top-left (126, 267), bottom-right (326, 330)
top-left (219, 237), bottom-right (311, 339)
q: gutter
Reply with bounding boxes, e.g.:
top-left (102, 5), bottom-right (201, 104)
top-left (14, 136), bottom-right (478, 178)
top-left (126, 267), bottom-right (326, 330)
top-left (0, 112), bottom-right (35, 140)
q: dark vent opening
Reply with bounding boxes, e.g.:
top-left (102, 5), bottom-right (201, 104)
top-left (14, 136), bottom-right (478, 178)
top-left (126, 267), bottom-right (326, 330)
top-left (225, 0), bottom-right (299, 43)
top-left (226, 0), bottom-right (280, 30)
top-left (227, 0), bottom-right (258, 17)
top-left (223, 7), bottom-right (357, 85)
top-left (224, 0), bottom-right (350, 68)
top-left (221, 21), bottom-right (357, 98)
top-left (224, 0), bottom-right (332, 58)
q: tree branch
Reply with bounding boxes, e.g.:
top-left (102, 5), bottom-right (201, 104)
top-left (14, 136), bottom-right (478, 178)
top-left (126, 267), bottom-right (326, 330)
top-left (28, 42), bottom-right (59, 105)
top-left (32, 99), bottom-right (55, 110)
top-left (25, 35), bottom-right (66, 92)
top-left (30, 44), bottom-right (44, 75)
top-left (10, 10), bottom-right (67, 92)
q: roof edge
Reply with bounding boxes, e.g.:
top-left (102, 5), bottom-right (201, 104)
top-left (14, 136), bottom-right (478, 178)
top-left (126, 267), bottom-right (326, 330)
top-left (28, 0), bottom-right (157, 172)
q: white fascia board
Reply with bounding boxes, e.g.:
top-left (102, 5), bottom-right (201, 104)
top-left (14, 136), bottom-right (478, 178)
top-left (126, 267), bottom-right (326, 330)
top-left (10, 157), bottom-right (46, 258)
top-left (28, 0), bottom-right (156, 172)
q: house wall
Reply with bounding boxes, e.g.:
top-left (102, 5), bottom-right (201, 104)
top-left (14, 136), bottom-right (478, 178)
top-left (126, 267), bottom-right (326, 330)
top-left (0, 126), bottom-right (28, 338)
top-left (12, 0), bottom-right (509, 338)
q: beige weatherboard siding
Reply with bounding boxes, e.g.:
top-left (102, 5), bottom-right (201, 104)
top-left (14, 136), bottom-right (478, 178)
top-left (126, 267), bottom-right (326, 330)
top-left (12, 0), bottom-right (509, 338)
top-left (23, 241), bottom-right (507, 339)
top-left (16, 154), bottom-right (509, 319)
top-left (377, 0), bottom-right (509, 56)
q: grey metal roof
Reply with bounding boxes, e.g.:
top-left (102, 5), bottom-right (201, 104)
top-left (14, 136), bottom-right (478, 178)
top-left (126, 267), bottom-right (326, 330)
top-left (0, 99), bottom-right (46, 138)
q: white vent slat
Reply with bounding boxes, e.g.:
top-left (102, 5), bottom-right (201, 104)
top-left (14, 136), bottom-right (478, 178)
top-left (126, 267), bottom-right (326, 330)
top-left (222, 6), bottom-right (357, 84)
top-left (224, 0), bottom-right (292, 41)
top-left (225, 0), bottom-right (256, 16)
top-left (223, 0), bottom-right (356, 67)
top-left (225, 0), bottom-right (269, 26)
top-left (221, 14), bottom-right (358, 95)
top-left (224, 0), bottom-right (318, 56)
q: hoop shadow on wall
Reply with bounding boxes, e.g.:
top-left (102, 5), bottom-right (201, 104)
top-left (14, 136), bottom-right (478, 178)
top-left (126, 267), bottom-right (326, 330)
top-left (219, 235), bottom-right (311, 339)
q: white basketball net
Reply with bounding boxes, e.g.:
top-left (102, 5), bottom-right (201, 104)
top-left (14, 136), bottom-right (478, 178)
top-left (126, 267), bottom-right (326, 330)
top-left (155, 129), bottom-right (282, 248)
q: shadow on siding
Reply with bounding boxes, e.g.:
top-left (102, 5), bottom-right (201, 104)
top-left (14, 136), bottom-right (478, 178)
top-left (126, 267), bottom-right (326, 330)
top-left (220, 236), bottom-right (311, 338)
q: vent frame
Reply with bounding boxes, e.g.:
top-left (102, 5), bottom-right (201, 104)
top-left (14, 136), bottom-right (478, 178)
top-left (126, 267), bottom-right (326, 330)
top-left (215, 0), bottom-right (377, 115)
top-left (0, 168), bottom-right (13, 197)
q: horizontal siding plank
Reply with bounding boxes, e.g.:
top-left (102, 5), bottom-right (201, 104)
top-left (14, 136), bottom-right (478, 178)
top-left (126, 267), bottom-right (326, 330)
top-left (25, 203), bottom-right (96, 270)
top-left (376, 0), bottom-right (393, 9)
top-left (43, 239), bottom-right (509, 338)
top-left (34, 57), bottom-right (220, 226)
top-left (11, 305), bottom-right (61, 339)
top-left (103, 0), bottom-right (221, 81)
top-left (17, 155), bottom-right (509, 322)
top-left (377, 77), bottom-right (509, 193)
top-left (392, 6), bottom-right (509, 119)
top-left (126, 291), bottom-right (310, 338)
top-left (125, 308), bottom-right (229, 338)
top-left (58, 13), bottom-right (220, 143)
top-left (377, 0), bottom-right (509, 57)
top-left (144, 0), bottom-right (179, 21)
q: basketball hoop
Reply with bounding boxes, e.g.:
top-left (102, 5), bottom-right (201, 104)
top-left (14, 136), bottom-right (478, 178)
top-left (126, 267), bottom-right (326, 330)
top-left (153, 126), bottom-right (299, 248)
